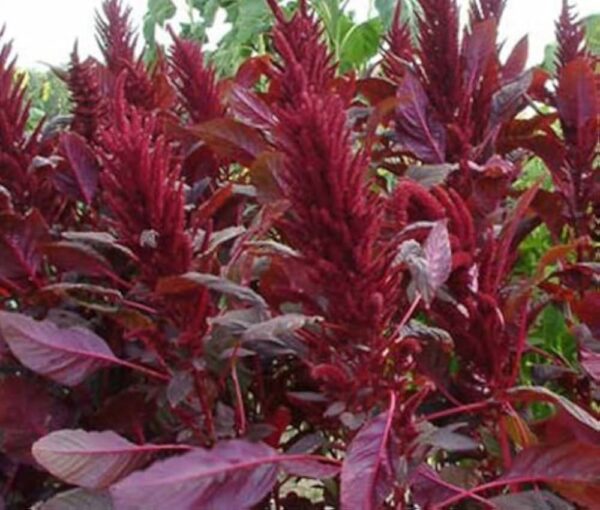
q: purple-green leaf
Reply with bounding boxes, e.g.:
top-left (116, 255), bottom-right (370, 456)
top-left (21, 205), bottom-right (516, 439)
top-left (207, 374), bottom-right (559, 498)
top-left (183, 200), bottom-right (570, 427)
top-left (32, 429), bottom-right (189, 489)
top-left (0, 312), bottom-right (123, 386)
top-left (111, 440), bottom-right (279, 509)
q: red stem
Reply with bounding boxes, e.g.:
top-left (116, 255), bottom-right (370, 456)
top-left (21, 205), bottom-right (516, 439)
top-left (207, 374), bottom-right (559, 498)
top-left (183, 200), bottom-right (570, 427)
top-left (433, 476), bottom-right (542, 509)
top-left (498, 415), bottom-right (512, 471)
top-left (194, 372), bottom-right (216, 442)
top-left (116, 358), bottom-right (170, 381)
top-left (230, 343), bottom-right (247, 436)
top-left (379, 293), bottom-right (422, 359)
top-left (422, 398), bottom-right (496, 422)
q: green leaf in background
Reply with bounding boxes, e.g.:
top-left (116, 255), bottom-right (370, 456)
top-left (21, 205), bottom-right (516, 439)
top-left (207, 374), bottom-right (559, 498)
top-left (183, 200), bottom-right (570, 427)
top-left (339, 18), bottom-right (383, 72)
top-left (375, 0), bottom-right (396, 24)
top-left (143, 0), bottom-right (177, 55)
top-left (584, 14), bottom-right (600, 55)
top-left (21, 69), bottom-right (71, 131)
top-left (148, 0), bottom-right (177, 25)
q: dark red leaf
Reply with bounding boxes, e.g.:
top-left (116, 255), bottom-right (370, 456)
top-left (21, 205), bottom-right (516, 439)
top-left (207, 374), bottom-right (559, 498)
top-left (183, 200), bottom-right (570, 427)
top-left (190, 118), bottom-right (268, 166)
top-left (341, 393), bottom-right (398, 510)
top-left (573, 291), bottom-right (600, 335)
top-left (508, 386), bottom-right (600, 445)
top-left (411, 465), bottom-right (464, 508)
top-left (61, 231), bottom-right (136, 260)
top-left (502, 35), bottom-right (529, 83)
top-left (395, 73), bottom-right (446, 163)
top-left (490, 490), bottom-right (574, 510)
top-left (91, 390), bottom-right (157, 438)
top-left (501, 441), bottom-right (600, 507)
top-left (557, 58), bottom-right (598, 158)
top-left (0, 210), bottom-right (48, 288)
top-left (356, 78), bottom-right (397, 105)
top-left (42, 241), bottom-right (114, 279)
top-left (574, 325), bottom-right (600, 382)
top-left (191, 183), bottom-right (234, 225)
top-left (249, 151), bottom-right (285, 203)
top-left (0, 376), bottom-right (71, 464)
top-left (56, 132), bottom-right (100, 205)
top-left (227, 84), bottom-right (277, 131)
top-left (156, 272), bottom-right (268, 309)
top-left (462, 19), bottom-right (498, 96)
top-left (234, 55), bottom-right (273, 88)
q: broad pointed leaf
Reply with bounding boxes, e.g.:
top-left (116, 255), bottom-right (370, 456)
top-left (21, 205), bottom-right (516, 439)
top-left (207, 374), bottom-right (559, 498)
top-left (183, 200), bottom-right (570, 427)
top-left (56, 132), bottom-right (100, 205)
top-left (32, 429), bottom-right (188, 489)
top-left (341, 394), bottom-right (398, 510)
top-left (0, 210), bottom-right (48, 287)
top-left (424, 221), bottom-right (452, 296)
top-left (227, 84), bottom-right (276, 130)
top-left (242, 314), bottom-right (321, 344)
top-left (462, 19), bottom-right (497, 96)
top-left (42, 241), bottom-right (114, 279)
top-left (490, 490), bottom-right (574, 510)
top-left (395, 73), bottom-right (446, 163)
top-left (190, 118), bottom-right (268, 166)
top-left (556, 58), bottom-right (598, 156)
top-left (502, 35), bottom-right (529, 82)
top-left (502, 441), bottom-right (600, 508)
top-left (490, 70), bottom-right (533, 128)
top-left (156, 272), bottom-right (267, 309)
top-left (0, 311), bottom-right (122, 386)
top-left (110, 440), bottom-right (280, 509)
top-left (508, 386), bottom-right (600, 444)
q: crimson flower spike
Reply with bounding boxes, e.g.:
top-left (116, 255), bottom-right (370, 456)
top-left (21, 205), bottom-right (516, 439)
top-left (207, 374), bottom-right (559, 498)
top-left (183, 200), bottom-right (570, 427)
top-left (64, 43), bottom-right (107, 142)
top-left (95, 0), bottom-right (137, 73)
top-left (555, 0), bottom-right (587, 72)
top-left (168, 28), bottom-right (224, 124)
top-left (267, 0), bottom-right (336, 106)
top-left (382, 0), bottom-right (414, 83)
top-left (0, 27), bottom-right (35, 203)
top-left (274, 89), bottom-right (401, 347)
top-left (416, 0), bottom-right (461, 121)
top-left (100, 77), bottom-right (192, 284)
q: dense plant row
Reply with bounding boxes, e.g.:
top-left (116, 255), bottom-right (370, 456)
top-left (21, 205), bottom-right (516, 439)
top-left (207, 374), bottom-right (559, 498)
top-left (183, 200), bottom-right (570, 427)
top-left (0, 0), bottom-right (598, 508)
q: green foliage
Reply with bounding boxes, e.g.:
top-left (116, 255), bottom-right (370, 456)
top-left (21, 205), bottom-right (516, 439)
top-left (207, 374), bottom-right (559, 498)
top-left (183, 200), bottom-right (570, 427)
top-left (143, 0), bottom-right (177, 60)
top-left (211, 0), bottom-right (273, 75)
top-left (312, 0), bottom-right (383, 73)
top-left (143, 0), bottom-right (417, 76)
top-left (516, 224), bottom-right (553, 277)
top-left (21, 69), bottom-right (70, 130)
top-left (515, 157), bottom-right (554, 192)
top-left (584, 13), bottom-right (600, 54)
